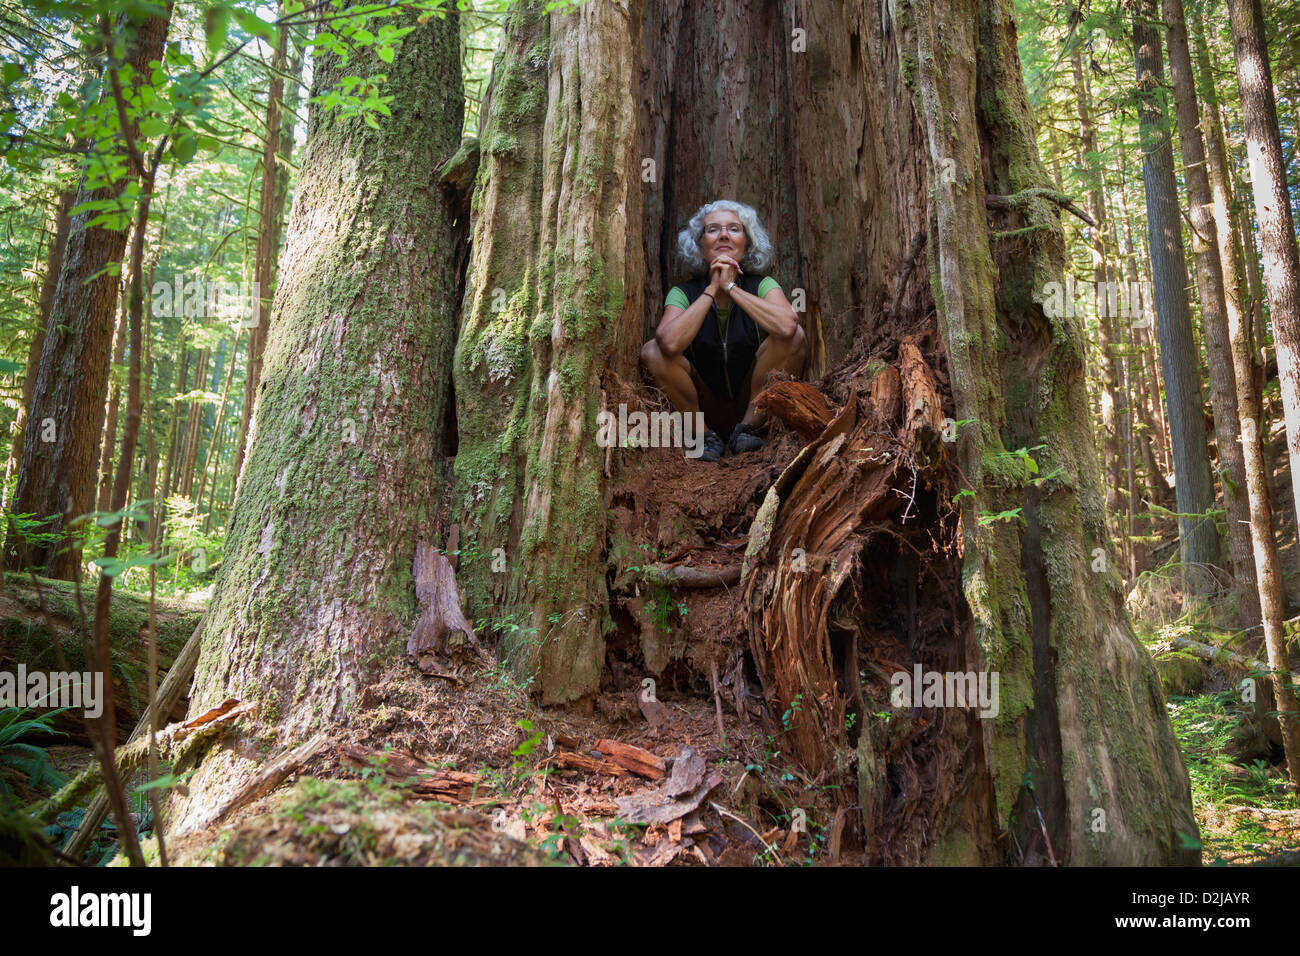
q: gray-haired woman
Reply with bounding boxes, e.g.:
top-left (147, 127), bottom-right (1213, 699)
top-left (640, 200), bottom-right (807, 461)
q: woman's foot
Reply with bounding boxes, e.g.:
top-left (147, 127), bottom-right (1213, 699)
top-left (728, 423), bottom-right (765, 455)
top-left (697, 429), bottom-right (726, 461)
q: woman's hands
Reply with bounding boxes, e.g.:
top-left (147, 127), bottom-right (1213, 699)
top-left (708, 253), bottom-right (743, 294)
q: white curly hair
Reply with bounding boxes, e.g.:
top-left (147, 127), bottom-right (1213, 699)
top-left (674, 199), bottom-right (775, 276)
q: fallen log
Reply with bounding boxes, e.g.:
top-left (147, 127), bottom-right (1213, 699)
top-left (61, 624), bottom-right (205, 860)
top-left (634, 563), bottom-right (742, 589)
top-left (35, 699), bottom-right (254, 825)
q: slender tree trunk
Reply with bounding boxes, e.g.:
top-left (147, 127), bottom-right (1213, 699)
top-left (174, 11), bottom-right (464, 834)
top-left (1071, 45), bottom-right (1124, 551)
top-left (2, 7), bottom-right (172, 578)
top-left (194, 330), bottom-right (241, 525)
top-left (1134, 0), bottom-right (1220, 595)
top-left (1225, 0), bottom-right (1300, 783)
top-left (1164, 0), bottom-right (1258, 621)
top-left (231, 22), bottom-right (290, 499)
top-left (179, 348), bottom-right (209, 498)
top-left (96, 269), bottom-right (131, 514)
top-left (160, 348), bottom-right (187, 503)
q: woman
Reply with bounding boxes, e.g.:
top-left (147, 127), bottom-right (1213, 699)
top-left (640, 200), bottom-right (808, 461)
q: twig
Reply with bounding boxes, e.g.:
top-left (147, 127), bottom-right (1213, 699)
top-left (709, 801), bottom-right (784, 866)
top-left (709, 659), bottom-right (726, 741)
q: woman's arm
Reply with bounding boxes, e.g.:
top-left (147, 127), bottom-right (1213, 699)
top-left (655, 260), bottom-right (732, 356)
top-left (727, 281), bottom-right (800, 340)
top-left (655, 290), bottom-right (713, 357)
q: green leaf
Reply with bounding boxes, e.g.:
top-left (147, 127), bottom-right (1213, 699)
top-left (138, 116), bottom-right (168, 138)
top-left (204, 6), bottom-right (230, 59)
top-left (0, 358), bottom-right (22, 374)
top-left (171, 133), bottom-right (197, 164)
top-left (234, 9), bottom-right (276, 43)
top-left (377, 45), bottom-right (395, 64)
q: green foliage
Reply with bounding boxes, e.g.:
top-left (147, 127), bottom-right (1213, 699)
top-left (0, 705), bottom-right (69, 797)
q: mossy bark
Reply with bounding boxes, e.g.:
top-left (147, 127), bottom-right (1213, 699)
top-left (453, 0), bottom-right (644, 703)
top-left (890, 0), bottom-right (1199, 863)
top-left (174, 13), bottom-right (463, 833)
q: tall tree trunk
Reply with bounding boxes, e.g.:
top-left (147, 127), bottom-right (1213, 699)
top-left (231, 22), bottom-right (292, 499)
top-left (3, 189), bottom-right (75, 507)
top-left (178, 348), bottom-right (209, 498)
top-left (1134, 0), bottom-right (1220, 596)
top-left (1225, 0), bottom-right (1300, 783)
top-left (173, 11), bottom-right (464, 834)
top-left (1071, 42), bottom-right (1124, 553)
top-left (195, 330), bottom-right (241, 529)
top-left (96, 270), bottom-right (131, 514)
top-left (452, 0), bottom-right (643, 702)
top-left (2, 8), bottom-right (171, 579)
top-left (1164, 0), bottom-right (1259, 622)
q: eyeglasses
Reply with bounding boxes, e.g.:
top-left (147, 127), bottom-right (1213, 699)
top-left (702, 223), bottom-right (745, 238)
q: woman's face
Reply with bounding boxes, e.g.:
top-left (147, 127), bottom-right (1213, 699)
top-left (700, 210), bottom-right (747, 265)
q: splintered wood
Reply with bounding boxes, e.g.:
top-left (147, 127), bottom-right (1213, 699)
top-left (744, 339), bottom-right (951, 776)
top-left (752, 380), bottom-right (837, 440)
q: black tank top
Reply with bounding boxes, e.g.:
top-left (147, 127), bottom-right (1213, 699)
top-left (678, 272), bottom-right (767, 401)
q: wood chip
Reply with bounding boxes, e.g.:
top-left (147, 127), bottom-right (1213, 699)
top-left (594, 739), bottom-right (666, 779)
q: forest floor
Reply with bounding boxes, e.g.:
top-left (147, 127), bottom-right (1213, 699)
top-left (6, 388), bottom-right (1300, 867)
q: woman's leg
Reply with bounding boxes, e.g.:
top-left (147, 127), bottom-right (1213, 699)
top-left (640, 339), bottom-right (700, 414)
top-left (740, 325), bottom-right (809, 426)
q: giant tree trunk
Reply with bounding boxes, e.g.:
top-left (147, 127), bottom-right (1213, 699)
top-left (448, 0), bottom-right (1198, 862)
top-left (1134, 1), bottom-right (1220, 595)
top-left (452, 0), bottom-right (644, 703)
top-left (3, 8), bottom-right (171, 578)
top-left (3, 189), bottom-right (75, 507)
top-left (172, 12), bottom-right (464, 834)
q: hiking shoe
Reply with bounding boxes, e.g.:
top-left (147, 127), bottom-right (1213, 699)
top-left (696, 429), bottom-right (725, 461)
top-left (728, 423), bottom-right (765, 456)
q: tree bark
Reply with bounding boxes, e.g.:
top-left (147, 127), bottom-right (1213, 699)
top-left (174, 11), bottom-right (464, 834)
top-left (3, 8), bottom-right (171, 579)
top-left (3, 189), bottom-right (75, 508)
top-left (1070, 44), bottom-right (1125, 557)
top-left (452, 0), bottom-right (644, 703)
top-left (1225, 0), bottom-right (1300, 786)
top-left (1134, 1), bottom-right (1220, 596)
top-left (96, 269), bottom-right (131, 514)
top-left (1163, 0), bottom-right (1258, 622)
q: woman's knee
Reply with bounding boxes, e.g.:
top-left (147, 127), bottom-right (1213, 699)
top-left (640, 338), bottom-right (662, 369)
top-left (791, 324), bottom-right (808, 356)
